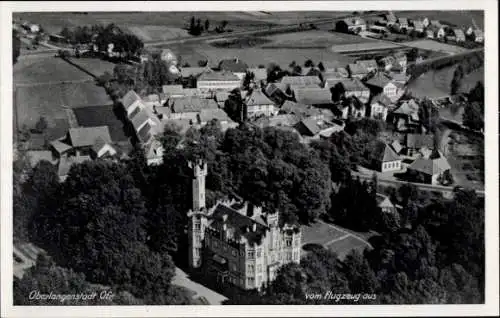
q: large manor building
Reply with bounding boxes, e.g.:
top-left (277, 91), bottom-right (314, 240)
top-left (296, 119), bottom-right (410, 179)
top-left (187, 160), bottom-right (302, 290)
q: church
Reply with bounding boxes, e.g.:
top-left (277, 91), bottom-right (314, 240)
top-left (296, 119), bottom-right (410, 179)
top-left (187, 160), bottom-right (302, 290)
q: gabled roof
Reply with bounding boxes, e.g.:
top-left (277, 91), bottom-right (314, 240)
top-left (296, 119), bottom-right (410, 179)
top-left (320, 61), bottom-right (344, 71)
top-left (356, 59), bottom-right (378, 69)
top-left (371, 93), bottom-right (393, 106)
top-left (408, 153), bottom-right (451, 176)
top-left (198, 71), bottom-right (240, 82)
top-left (245, 90), bottom-right (275, 106)
top-left (391, 140), bottom-right (403, 154)
top-left (280, 100), bottom-right (322, 118)
top-left (131, 109), bottom-right (152, 131)
top-left (376, 193), bottom-right (395, 208)
top-left (169, 97), bottom-right (218, 113)
top-left (137, 121), bottom-right (153, 143)
top-left (405, 134), bottom-right (434, 149)
top-left (348, 63), bottom-right (369, 75)
top-left (91, 136), bottom-right (114, 155)
top-left (294, 87), bottom-right (333, 105)
top-left (453, 28), bottom-right (466, 38)
top-left (180, 67), bottom-right (212, 78)
top-left (338, 78), bottom-right (369, 92)
top-left (365, 73), bottom-right (394, 89)
top-left (280, 76), bottom-right (321, 87)
top-left (413, 21), bottom-right (424, 29)
top-left (199, 108), bottom-right (233, 123)
top-left (68, 126), bottom-right (112, 148)
top-left (50, 139), bottom-right (72, 154)
top-left (219, 58), bottom-right (248, 73)
top-left (121, 90), bottom-right (142, 110)
top-left (371, 140), bottom-right (400, 162)
top-left (297, 117), bottom-right (321, 136)
top-left (393, 99), bottom-right (419, 117)
top-left (162, 85), bottom-right (184, 95)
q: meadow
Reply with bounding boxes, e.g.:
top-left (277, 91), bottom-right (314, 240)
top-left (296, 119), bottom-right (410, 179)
top-left (261, 30), bottom-right (369, 48)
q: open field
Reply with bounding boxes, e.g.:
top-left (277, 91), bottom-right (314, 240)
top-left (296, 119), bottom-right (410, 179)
top-left (14, 56), bottom-right (94, 85)
top-left (15, 82), bottom-right (112, 137)
top-left (301, 221), bottom-right (372, 260)
top-left (395, 10), bottom-right (484, 29)
top-left (404, 40), bottom-right (470, 55)
top-left (330, 41), bottom-right (403, 53)
top-left (66, 57), bottom-right (117, 77)
top-left (73, 105), bottom-right (129, 143)
top-left (260, 30), bottom-right (369, 48)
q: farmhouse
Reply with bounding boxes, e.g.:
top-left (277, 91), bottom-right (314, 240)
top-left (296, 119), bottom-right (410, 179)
top-left (406, 150), bottom-right (451, 185)
top-left (198, 108), bottom-right (238, 131)
top-left (367, 140), bottom-right (402, 173)
top-left (122, 90), bottom-right (146, 117)
top-left (219, 58), bottom-right (249, 80)
top-left (244, 90), bottom-right (278, 118)
top-left (335, 78), bottom-right (370, 104)
top-left (166, 97), bottom-right (219, 121)
top-left (50, 126), bottom-right (115, 159)
top-left (280, 100), bottom-right (323, 120)
top-left (197, 72), bottom-right (242, 92)
top-left (404, 133), bottom-right (434, 157)
top-left (369, 93), bottom-right (394, 121)
top-left (294, 87), bottom-right (333, 107)
top-left (364, 73), bottom-right (405, 102)
top-left (347, 63), bottom-right (370, 79)
top-left (453, 28), bottom-right (466, 42)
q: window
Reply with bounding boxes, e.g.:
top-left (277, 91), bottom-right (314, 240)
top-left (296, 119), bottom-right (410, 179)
top-left (232, 249), bottom-right (237, 257)
top-left (194, 222), bottom-right (201, 231)
top-left (286, 252), bottom-right (292, 261)
top-left (294, 239), bottom-right (299, 247)
top-left (195, 234), bottom-right (201, 244)
top-left (256, 249), bottom-right (262, 258)
top-left (294, 252), bottom-right (299, 260)
top-left (257, 264), bottom-right (262, 273)
top-left (247, 250), bottom-right (255, 259)
top-left (231, 263), bottom-right (237, 271)
top-left (285, 239), bottom-right (292, 247)
top-left (247, 264), bottom-right (255, 273)
top-left (247, 277), bottom-right (255, 287)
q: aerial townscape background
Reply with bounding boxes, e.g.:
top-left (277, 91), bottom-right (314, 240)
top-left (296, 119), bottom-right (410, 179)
top-left (12, 10), bottom-right (484, 305)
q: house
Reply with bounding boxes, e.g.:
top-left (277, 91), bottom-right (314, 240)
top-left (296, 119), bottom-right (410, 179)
top-left (335, 78), bottom-right (370, 104)
top-left (253, 114), bottom-right (301, 129)
top-left (280, 100), bottom-right (323, 120)
top-left (198, 108), bottom-right (238, 131)
top-left (166, 97), bottom-right (219, 121)
top-left (406, 150), bottom-right (451, 185)
top-left (385, 12), bottom-right (398, 26)
top-left (219, 58), bottom-right (249, 80)
top-left (145, 139), bottom-right (164, 166)
top-left (131, 108), bottom-right (163, 144)
top-left (357, 60), bottom-right (378, 73)
top-left (437, 26), bottom-right (447, 39)
top-left (398, 17), bottom-right (409, 31)
top-left (319, 61), bottom-right (344, 72)
top-left (368, 140), bottom-right (402, 172)
top-left (280, 76), bottom-right (322, 89)
top-left (473, 29), bottom-right (484, 43)
top-left (379, 56), bottom-right (396, 71)
top-left (404, 134), bottom-right (434, 157)
top-left (122, 90), bottom-right (146, 117)
top-left (186, 160), bottom-right (301, 290)
top-left (197, 72), bottom-right (242, 92)
top-left (376, 193), bottom-right (399, 216)
top-left (294, 87), bottom-right (333, 107)
top-left (244, 90), bottom-right (278, 118)
top-left (338, 96), bottom-right (366, 119)
top-left (422, 17), bottom-right (430, 28)
top-left (264, 83), bottom-right (290, 105)
top-left (143, 93), bottom-right (167, 108)
top-left (50, 126), bottom-right (115, 159)
top-left (336, 18), bottom-right (366, 34)
top-left (426, 29), bottom-right (435, 39)
top-left (215, 91), bottom-right (231, 107)
top-left (323, 70), bottom-right (350, 88)
top-left (162, 85), bottom-right (185, 98)
top-left (370, 93), bottom-right (394, 121)
top-left (412, 20), bottom-right (425, 33)
top-left (294, 117), bottom-right (344, 141)
top-left (57, 155), bottom-right (91, 182)
top-left (364, 73), bottom-right (405, 102)
top-left (453, 28), bottom-right (466, 42)
top-left (347, 63), bottom-right (370, 79)
top-left (393, 52), bottom-right (408, 72)
top-left (180, 66), bottom-right (213, 79)
top-left (391, 99), bottom-right (421, 131)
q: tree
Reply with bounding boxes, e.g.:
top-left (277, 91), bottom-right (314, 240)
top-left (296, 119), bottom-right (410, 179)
top-left (450, 64), bottom-right (464, 95)
top-left (343, 250), bottom-right (379, 295)
top-left (205, 19), bottom-right (210, 31)
top-left (462, 101), bottom-right (483, 131)
top-left (304, 59), bottom-right (315, 67)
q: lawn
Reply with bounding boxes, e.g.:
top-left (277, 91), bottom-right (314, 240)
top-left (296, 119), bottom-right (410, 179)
top-left (330, 41), bottom-right (403, 53)
top-left (326, 236), bottom-right (370, 260)
top-left (261, 30), bottom-right (369, 48)
top-left (66, 58), bottom-right (117, 77)
top-left (395, 10), bottom-right (484, 29)
top-left (302, 221), bottom-right (346, 246)
top-left (14, 56), bottom-right (94, 85)
top-left (73, 105), bottom-right (130, 143)
top-left (407, 66), bottom-right (455, 99)
top-left (404, 40), bottom-right (470, 55)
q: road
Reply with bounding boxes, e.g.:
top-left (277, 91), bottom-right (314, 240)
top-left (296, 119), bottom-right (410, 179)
top-left (352, 171), bottom-right (484, 197)
top-left (172, 267), bottom-right (227, 305)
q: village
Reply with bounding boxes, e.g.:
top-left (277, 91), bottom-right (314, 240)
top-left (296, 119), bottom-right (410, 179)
top-left (11, 9), bottom-right (486, 306)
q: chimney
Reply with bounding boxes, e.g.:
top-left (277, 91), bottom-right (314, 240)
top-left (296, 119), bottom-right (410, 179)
top-left (252, 223), bottom-right (257, 232)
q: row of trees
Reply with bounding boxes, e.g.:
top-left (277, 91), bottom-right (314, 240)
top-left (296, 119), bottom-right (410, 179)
top-left (188, 16), bottom-right (229, 36)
